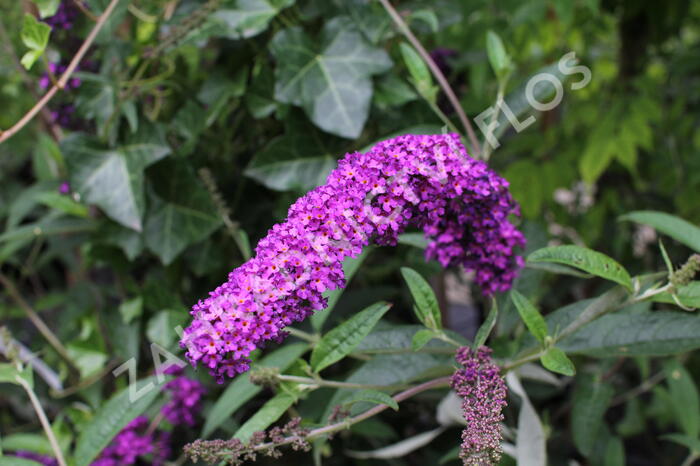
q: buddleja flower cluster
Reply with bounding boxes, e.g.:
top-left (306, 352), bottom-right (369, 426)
top-left (451, 346), bottom-right (507, 465)
top-left (181, 133), bottom-right (525, 382)
top-left (44, 1), bottom-right (80, 30)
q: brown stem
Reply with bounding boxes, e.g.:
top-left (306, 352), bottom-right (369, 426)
top-left (377, 0), bottom-right (482, 157)
top-left (0, 273), bottom-right (80, 376)
top-left (0, 0), bottom-right (121, 144)
top-left (72, 0), bottom-right (99, 22)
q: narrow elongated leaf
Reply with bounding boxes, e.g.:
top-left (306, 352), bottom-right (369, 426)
top-left (0, 457), bottom-right (46, 466)
top-left (528, 245), bottom-right (632, 290)
top-left (511, 290), bottom-right (548, 343)
top-left (540, 347), bottom-right (575, 376)
top-left (234, 391), bottom-right (298, 442)
top-left (400, 267), bottom-right (442, 330)
top-left (311, 302), bottom-right (391, 372)
top-left (571, 375), bottom-right (614, 457)
top-left (312, 247), bottom-right (372, 331)
top-left (201, 343), bottom-right (307, 438)
top-left (75, 376), bottom-right (162, 466)
top-left (559, 311), bottom-right (700, 356)
top-left (486, 30), bottom-right (512, 81)
top-left (411, 328), bottom-right (437, 351)
top-left (662, 433), bottom-right (700, 454)
top-left (620, 211), bottom-right (700, 252)
top-left (473, 300), bottom-right (498, 348)
top-left (271, 18), bottom-right (392, 138)
top-left (341, 389), bottom-right (398, 411)
top-left (653, 282), bottom-right (700, 309)
top-left (346, 427), bottom-right (444, 459)
top-left (665, 361), bottom-right (700, 438)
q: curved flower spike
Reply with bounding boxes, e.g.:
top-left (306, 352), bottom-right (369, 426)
top-left (181, 133), bottom-right (525, 382)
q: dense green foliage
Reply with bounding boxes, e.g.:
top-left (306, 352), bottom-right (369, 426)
top-left (1, 0), bottom-right (700, 465)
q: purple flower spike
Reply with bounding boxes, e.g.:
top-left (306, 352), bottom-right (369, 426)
top-left (91, 416), bottom-right (170, 466)
top-left (451, 346), bottom-right (507, 465)
top-left (181, 133), bottom-right (525, 382)
top-left (161, 366), bottom-right (206, 426)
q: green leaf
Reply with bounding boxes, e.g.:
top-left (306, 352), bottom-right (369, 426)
top-left (0, 364), bottom-right (33, 389)
top-left (558, 311), bottom-right (700, 356)
top-left (20, 14), bottom-right (51, 70)
top-left (399, 42), bottom-right (435, 102)
top-left (653, 282), bottom-right (700, 309)
top-left (603, 436), bottom-right (625, 466)
top-left (0, 457), bottom-right (46, 466)
top-left (540, 347), bottom-right (575, 376)
top-left (528, 245), bottom-right (632, 290)
top-left (473, 300), bottom-right (498, 348)
top-left (356, 325), bottom-right (465, 354)
top-left (571, 375), bottom-right (614, 457)
top-left (35, 0), bottom-right (61, 18)
top-left (411, 329), bottom-right (436, 351)
top-left (341, 389), bottom-right (398, 411)
top-left (620, 211), bottom-right (700, 253)
top-left (311, 301), bottom-right (392, 372)
top-left (201, 343), bottom-right (307, 438)
top-left (244, 115), bottom-right (340, 192)
top-left (35, 191), bottom-right (88, 218)
top-left (209, 0), bottom-right (295, 39)
top-left (270, 18), bottom-right (392, 138)
top-left (119, 297), bottom-right (143, 324)
top-left (312, 247), bottom-right (371, 331)
top-left (400, 267), bottom-right (442, 330)
top-left (662, 433), bottom-right (700, 454)
top-left (63, 132), bottom-right (170, 231)
top-left (511, 290), bottom-right (548, 344)
top-left (1, 433), bottom-right (54, 456)
top-left (485, 30), bottom-right (512, 81)
top-left (665, 361), bottom-right (700, 438)
top-left (144, 160), bottom-right (222, 264)
top-left (234, 391), bottom-right (298, 442)
top-left (75, 376), bottom-right (162, 466)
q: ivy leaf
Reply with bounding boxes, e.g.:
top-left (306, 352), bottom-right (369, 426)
top-left (528, 245), bottom-right (632, 291)
top-left (35, 0), bottom-right (61, 18)
top-left (144, 160), bottom-right (222, 265)
top-left (571, 375), bottom-right (614, 457)
top-left (341, 389), bottom-right (399, 411)
top-left (210, 0), bottom-right (295, 40)
top-left (74, 376), bottom-right (163, 466)
top-left (201, 343), bottom-right (307, 438)
top-left (620, 211), bottom-right (700, 253)
top-left (270, 17), bottom-right (392, 138)
top-left (311, 301), bottom-right (391, 372)
top-left (400, 267), bottom-right (442, 330)
top-left (20, 14), bottom-right (51, 70)
top-left (244, 114), bottom-right (341, 192)
top-left (540, 347), bottom-right (576, 376)
top-left (63, 132), bottom-right (170, 231)
top-left (511, 290), bottom-right (548, 344)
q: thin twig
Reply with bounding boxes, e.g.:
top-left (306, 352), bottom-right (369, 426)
top-left (377, 0), bottom-right (482, 157)
top-left (0, 0), bottom-right (121, 144)
top-left (73, 0), bottom-right (99, 22)
top-left (0, 273), bottom-right (80, 376)
top-left (276, 375), bottom-right (409, 391)
top-left (218, 375), bottom-right (452, 456)
top-left (15, 374), bottom-right (68, 466)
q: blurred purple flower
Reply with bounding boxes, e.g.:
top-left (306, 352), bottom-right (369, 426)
top-left (11, 451), bottom-right (58, 466)
top-left (91, 416), bottom-right (170, 466)
top-left (161, 365), bottom-right (206, 427)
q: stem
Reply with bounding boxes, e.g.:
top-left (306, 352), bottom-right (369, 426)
top-left (218, 376), bottom-right (451, 456)
top-left (277, 375), bottom-right (408, 391)
top-left (0, 0), bottom-right (121, 144)
top-left (0, 273), bottom-right (80, 376)
top-left (377, 0), bottom-right (482, 157)
top-left (285, 327), bottom-right (319, 343)
top-left (16, 374), bottom-right (68, 466)
top-left (681, 453), bottom-right (700, 466)
top-left (73, 0), bottom-right (99, 22)
top-left (610, 370), bottom-right (666, 407)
